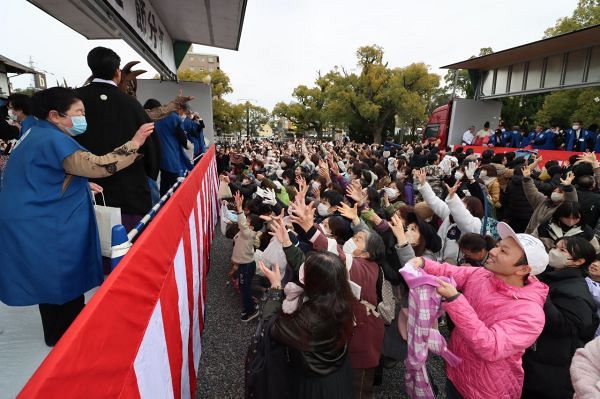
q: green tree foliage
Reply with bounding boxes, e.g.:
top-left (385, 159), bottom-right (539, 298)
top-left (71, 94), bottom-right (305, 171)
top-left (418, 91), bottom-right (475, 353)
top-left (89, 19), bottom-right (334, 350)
top-left (536, 89), bottom-right (600, 128)
top-left (441, 47), bottom-right (494, 98)
top-left (272, 74), bottom-right (331, 135)
top-left (243, 101), bottom-right (270, 137)
top-left (323, 46), bottom-right (440, 143)
top-left (543, 0), bottom-right (600, 37)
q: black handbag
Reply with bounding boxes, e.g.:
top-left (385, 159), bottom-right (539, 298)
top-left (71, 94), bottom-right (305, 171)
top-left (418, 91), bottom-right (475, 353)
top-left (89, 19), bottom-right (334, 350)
top-left (244, 315), bottom-right (292, 399)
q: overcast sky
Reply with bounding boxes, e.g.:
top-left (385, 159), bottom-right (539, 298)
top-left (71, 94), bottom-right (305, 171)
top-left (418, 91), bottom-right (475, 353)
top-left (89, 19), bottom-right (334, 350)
top-left (1, 0), bottom-right (578, 110)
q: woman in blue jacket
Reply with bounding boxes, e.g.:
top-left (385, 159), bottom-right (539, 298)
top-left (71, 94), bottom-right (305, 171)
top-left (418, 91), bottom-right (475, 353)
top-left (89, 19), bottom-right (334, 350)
top-left (0, 87), bottom-right (154, 346)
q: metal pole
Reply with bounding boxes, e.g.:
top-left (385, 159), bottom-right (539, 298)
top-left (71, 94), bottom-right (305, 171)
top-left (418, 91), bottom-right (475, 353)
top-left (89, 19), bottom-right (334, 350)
top-left (451, 69), bottom-right (459, 98)
top-left (246, 103), bottom-right (250, 139)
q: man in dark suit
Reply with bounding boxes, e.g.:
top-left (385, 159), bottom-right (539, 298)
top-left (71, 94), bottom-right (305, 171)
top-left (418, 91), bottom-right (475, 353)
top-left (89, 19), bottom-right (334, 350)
top-left (75, 47), bottom-right (161, 229)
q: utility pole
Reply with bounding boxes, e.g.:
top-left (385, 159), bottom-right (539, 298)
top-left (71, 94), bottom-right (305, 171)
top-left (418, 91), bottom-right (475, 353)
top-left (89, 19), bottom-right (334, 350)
top-left (237, 98), bottom-right (257, 140)
top-left (246, 102), bottom-right (250, 139)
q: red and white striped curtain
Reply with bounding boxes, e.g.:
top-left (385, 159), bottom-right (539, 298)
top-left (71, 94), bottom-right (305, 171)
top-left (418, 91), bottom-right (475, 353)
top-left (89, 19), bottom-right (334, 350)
top-left (19, 146), bottom-right (219, 399)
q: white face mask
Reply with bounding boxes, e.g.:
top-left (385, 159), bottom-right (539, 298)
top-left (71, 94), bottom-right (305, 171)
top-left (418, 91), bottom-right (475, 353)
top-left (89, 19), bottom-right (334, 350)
top-left (253, 166), bottom-right (260, 171)
top-left (551, 192), bottom-right (564, 203)
top-left (283, 179), bottom-right (290, 186)
top-left (383, 187), bottom-right (399, 201)
top-left (342, 238), bottom-right (358, 255)
top-left (548, 248), bottom-right (569, 269)
top-left (479, 170), bottom-right (488, 178)
top-left (317, 203), bottom-right (330, 216)
top-left (7, 109), bottom-right (18, 121)
top-left (280, 162), bottom-right (287, 168)
top-left (455, 171), bottom-right (464, 181)
top-left (572, 125), bottom-right (580, 131)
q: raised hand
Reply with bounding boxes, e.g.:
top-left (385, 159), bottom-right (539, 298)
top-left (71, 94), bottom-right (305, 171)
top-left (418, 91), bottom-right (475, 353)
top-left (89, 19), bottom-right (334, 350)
top-left (560, 171), bottom-right (575, 186)
top-left (444, 180), bottom-right (461, 199)
top-left (338, 202), bottom-right (360, 225)
top-left (233, 191), bottom-right (244, 212)
top-left (522, 166), bottom-right (531, 178)
top-left (268, 215), bottom-right (289, 245)
top-left (389, 214), bottom-right (407, 245)
top-left (577, 152), bottom-right (599, 168)
top-left (464, 162), bottom-right (477, 180)
top-left (413, 168), bottom-right (427, 185)
top-left (346, 184), bottom-right (366, 205)
top-left (258, 261), bottom-right (281, 289)
top-left (289, 201), bottom-right (315, 232)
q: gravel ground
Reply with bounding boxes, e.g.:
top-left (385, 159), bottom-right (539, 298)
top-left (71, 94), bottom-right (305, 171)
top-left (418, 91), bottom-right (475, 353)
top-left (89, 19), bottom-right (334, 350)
top-left (197, 231), bottom-right (448, 398)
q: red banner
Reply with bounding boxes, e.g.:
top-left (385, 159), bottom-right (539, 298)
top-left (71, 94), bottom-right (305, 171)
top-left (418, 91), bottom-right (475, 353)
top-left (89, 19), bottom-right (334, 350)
top-left (19, 146), bottom-right (219, 398)
top-left (459, 145), bottom-right (600, 166)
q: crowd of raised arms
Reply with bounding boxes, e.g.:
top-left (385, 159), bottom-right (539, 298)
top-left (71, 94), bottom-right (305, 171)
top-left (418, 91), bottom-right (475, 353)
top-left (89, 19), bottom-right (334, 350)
top-left (217, 136), bottom-right (600, 399)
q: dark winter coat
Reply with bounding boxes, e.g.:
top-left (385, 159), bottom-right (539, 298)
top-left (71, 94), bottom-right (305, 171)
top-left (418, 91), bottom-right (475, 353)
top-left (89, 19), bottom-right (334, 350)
top-left (504, 174), bottom-right (533, 233)
top-left (522, 267), bottom-right (599, 399)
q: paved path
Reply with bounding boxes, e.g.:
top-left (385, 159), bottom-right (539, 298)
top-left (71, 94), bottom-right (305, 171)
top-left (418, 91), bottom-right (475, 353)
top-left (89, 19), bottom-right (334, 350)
top-left (197, 232), bottom-right (448, 398)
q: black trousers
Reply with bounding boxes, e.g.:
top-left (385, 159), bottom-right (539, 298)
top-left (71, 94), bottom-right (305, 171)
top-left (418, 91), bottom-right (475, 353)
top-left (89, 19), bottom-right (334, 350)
top-left (38, 295), bottom-right (85, 346)
top-left (160, 170), bottom-right (179, 196)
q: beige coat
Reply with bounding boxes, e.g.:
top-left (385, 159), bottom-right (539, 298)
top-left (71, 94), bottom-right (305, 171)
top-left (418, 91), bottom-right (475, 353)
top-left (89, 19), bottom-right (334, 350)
top-left (523, 176), bottom-right (578, 234)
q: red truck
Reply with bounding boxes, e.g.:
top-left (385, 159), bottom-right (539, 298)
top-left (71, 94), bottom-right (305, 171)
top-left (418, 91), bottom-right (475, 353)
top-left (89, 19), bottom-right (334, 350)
top-left (422, 98), bottom-right (502, 148)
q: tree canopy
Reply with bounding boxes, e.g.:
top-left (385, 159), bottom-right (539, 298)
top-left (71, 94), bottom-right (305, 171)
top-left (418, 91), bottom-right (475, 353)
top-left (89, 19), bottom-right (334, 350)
top-left (274, 45), bottom-right (440, 143)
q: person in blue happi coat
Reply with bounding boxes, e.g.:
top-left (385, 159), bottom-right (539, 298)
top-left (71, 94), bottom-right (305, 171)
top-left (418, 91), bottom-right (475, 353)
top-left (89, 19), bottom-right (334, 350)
top-left (155, 103), bottom-right (194, 195)
top-left (498, 125), bottom-right (512, 147)
top-left (488, 128), bottom-right (504, 147)
top-left (182, 110), bottom-right (206, 160)
top-left (566, 120), bottom-right (593, 152)
top-left (7, 93), bottom-right (37, 137)
top-left (522, 125), bottom-right (542, 148)
top-left (0, 87), bottom-right (154, 346)
top-left (532, 126), bottom-right (558, 150)
top-left (508, 126), bottom-right (522, 148)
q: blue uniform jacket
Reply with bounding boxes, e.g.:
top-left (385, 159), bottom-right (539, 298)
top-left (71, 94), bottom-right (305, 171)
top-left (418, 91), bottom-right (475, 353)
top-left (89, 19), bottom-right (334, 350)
top-left (566, 128), bottom-right (592, 152)
top-left (521, 131), bottom-right (537, 148)
top-left (533, 130), bottom-right (556, 150)
top-left (509, 131), bottom-right (522, 148)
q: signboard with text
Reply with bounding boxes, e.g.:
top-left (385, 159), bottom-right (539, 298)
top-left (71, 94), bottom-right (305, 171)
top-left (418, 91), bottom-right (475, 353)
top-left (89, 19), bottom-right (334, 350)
top-left (105, 0), bottom-right (176, 73)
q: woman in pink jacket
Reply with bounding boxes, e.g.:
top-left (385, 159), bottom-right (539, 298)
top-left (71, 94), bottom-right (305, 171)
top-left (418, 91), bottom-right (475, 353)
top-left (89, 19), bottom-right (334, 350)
top-left (409, 222), bottom-right (549, 399)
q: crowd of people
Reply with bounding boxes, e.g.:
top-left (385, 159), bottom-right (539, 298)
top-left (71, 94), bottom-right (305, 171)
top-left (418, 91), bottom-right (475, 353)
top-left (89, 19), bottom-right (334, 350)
top-left (0, 46), bottom-right (205, 346)
top-left (461, 120), bottom-right (600, 151)
top-left (217, 136), bottom-right (600, 398)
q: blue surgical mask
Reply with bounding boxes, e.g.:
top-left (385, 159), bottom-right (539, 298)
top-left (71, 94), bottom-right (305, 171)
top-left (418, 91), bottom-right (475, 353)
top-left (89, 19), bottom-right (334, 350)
top-left (65, 115), bottom-right (88, 136)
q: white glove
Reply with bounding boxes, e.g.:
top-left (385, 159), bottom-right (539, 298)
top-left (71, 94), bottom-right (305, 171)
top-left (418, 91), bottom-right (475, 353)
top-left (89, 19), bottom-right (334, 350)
top-left (465, 162), bottom-right (477, 180)
top-left (256, 187), bottom-right (277, 206)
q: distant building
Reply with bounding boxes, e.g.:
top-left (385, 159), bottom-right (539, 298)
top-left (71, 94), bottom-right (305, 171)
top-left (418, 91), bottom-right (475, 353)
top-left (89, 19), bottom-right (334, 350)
top-left (178, 51), bottom-right (220, 73)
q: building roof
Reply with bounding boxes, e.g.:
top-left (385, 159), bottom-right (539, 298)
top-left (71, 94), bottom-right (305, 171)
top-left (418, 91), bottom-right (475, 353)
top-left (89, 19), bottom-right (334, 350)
top-left (0, 55), bottom-right (35, 74)
top-left (27, 0), bottom-right (247, 51)
top-left (442, 24), bottom-right (600, 70)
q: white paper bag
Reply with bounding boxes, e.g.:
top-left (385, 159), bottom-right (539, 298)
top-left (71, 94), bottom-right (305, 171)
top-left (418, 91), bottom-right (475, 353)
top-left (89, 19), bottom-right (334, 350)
top-left (94, 193), bottom-right (122, 257)
top-left (220, 201), bottom-right (229, 236)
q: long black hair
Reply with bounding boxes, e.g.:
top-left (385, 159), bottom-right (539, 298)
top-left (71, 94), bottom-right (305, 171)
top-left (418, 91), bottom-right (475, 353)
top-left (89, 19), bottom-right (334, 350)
top-left (559, 236), bottom-right (596, 269)
top-left (303, 251), bottom-right (355, 345)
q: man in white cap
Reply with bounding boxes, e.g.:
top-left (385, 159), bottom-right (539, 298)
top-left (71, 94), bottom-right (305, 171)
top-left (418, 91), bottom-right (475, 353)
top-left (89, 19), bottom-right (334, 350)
top-left (409, 222), bottom-right (549, 399)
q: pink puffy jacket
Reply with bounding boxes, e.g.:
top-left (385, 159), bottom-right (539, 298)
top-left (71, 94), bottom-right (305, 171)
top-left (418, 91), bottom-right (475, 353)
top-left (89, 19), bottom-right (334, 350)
top-left (423, 259), bottom-right (548, 399)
